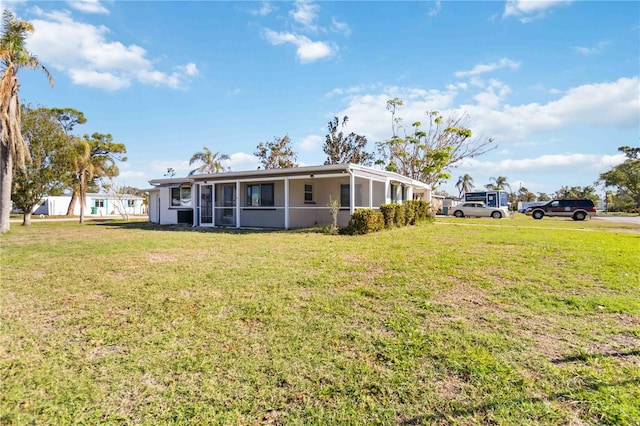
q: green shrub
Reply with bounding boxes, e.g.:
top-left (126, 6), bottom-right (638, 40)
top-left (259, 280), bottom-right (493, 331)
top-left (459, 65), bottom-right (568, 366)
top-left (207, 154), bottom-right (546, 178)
top-left (341, 209), bottom-right (384, 235)
top-left (393, 203), bottom-right (405, 227)
top-left (403, 200), bottom-right (417, 225)
top-left (413, 199), bottom-right (433, 222)
top-left (379, 204), bottom-right (397, 228)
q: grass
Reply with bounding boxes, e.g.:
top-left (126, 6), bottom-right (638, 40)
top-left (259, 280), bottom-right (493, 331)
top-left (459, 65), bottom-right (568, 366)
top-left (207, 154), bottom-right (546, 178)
top-left (1, 216), bottom-right (639, 425)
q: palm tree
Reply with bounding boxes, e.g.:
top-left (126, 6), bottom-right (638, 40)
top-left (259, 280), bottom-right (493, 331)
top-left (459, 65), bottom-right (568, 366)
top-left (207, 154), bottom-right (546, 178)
top-left (70, 138), bottom-right (94, 224)
top-left (0, 11), bottom-right (53, 233)
top-left (189, 146), bottom-right (230, 174)
top-left (65, 132), bottom-right (125, 215)
top-left (485, 176), bottom-right (511, 191)
top-left (455, 174), bottom-right (474, 197)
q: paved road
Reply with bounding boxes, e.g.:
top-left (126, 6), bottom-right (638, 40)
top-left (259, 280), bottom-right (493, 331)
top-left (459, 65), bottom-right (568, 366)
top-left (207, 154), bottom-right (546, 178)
top-left (592, 216), bottom-right (640, 225)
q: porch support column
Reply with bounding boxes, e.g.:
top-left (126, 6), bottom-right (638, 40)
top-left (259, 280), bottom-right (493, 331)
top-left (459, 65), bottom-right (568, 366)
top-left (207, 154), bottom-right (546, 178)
top-left (368, 178), bottom-right (373, 208)
top-left (193, 184), bottom-right (199, 227)
top-left (212, 183), bottom-right (216, 227)
top-left (385, 179), bottom-right (390, 204)
top-left (349, 172), bottom-right (355, 215)
top-left (235, 180), bottom-right (241, 228)
top-left (284, 177), bottom-right (290, 229)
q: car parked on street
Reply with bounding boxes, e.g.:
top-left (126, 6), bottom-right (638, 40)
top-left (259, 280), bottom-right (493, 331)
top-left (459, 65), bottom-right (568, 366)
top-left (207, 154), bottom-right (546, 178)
top-left (451, 202), bottom-right (510, 219)
top-left (525, 199), bottom-right (596, 221)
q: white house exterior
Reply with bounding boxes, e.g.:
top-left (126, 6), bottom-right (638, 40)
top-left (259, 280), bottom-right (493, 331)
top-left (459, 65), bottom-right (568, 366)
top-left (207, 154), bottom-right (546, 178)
top-left (33, 193), bottom-right (146, 216)
top-left (147, 164), bottom-right (431, 229)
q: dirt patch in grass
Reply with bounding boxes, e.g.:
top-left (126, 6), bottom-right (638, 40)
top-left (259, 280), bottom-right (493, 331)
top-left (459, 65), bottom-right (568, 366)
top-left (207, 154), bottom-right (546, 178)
top-left (146, 252), bottom-right (178, 263)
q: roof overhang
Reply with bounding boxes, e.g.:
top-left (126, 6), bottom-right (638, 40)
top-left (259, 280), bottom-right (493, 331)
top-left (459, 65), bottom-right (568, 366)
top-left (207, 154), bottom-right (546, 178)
top-left (148, 163), bottom-right (431, 190)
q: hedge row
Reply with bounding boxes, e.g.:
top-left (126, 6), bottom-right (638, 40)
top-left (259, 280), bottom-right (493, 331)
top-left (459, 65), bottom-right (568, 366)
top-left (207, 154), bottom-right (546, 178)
top-left (340, 200), bottom-right (433, 235)
top-left (380, 200), bottom-right (432, 227)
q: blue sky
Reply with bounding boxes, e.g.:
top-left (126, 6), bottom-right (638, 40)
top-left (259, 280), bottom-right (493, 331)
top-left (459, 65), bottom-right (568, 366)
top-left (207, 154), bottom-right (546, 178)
top-left (6, 0), bottom-right (640, 196)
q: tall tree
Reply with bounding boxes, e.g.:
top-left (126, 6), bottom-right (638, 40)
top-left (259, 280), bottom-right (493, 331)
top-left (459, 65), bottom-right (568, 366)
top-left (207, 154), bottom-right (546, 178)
top-left (537, 192), bottom-right (551, 202)
top-left (516, 186), bottom-right (536, 202)
top-left (323, 116), bottom-right (374, 166)
top-left (599, 146), bottom-right (640, 206)
top-left (70, 138), bottom-right (94, 223)
top-left (0, 10), bottom-right (54, 233)
top-left (66, 132), bottom-right (126, 216)
top-left (552, 185), bottom-right (599, 201)
top-left (485, 176), bottom-right (510, 191)
top-left (189, 146), bottom-right (230, 174)
top-left (48, 108), bottom-right (87, 214)
top-left (11, 106), bottom-right (68, 226)
top-left (254, 135), bottom-right (298, 169)
top-left (376, 98), bottom-right (495, 188)
top-left (455, 174), bottom-right (474, 197)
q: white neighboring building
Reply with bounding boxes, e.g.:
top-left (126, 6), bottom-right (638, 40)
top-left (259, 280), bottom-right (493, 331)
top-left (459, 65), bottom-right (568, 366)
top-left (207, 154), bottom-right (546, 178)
top-left (32, 193), bottom-right (146, 216)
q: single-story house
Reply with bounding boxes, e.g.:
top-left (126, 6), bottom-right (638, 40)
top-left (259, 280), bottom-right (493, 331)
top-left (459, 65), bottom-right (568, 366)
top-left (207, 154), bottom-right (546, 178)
top-left (32, 193), bottom-right (146, 216)
top-left (147, 163), bottom-right (431, 229)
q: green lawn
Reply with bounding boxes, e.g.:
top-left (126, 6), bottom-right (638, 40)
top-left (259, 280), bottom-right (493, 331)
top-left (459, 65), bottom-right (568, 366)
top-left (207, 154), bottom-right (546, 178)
top-left (1, 217), bottom-right (639, 425)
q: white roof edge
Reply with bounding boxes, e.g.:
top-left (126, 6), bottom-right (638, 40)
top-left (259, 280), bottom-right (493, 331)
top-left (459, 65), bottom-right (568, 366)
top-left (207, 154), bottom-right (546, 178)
top-left (149, 163), bottom-right (430, 189)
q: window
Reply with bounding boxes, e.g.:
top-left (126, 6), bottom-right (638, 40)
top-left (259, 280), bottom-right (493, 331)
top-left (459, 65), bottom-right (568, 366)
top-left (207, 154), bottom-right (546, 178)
top-left (246, 183), bottom-right (274, 207)
top-left (340, 184), bottom-right (362, 208)
top-left (340, 184), bottom-right (350, 207)
top-left (171, 186), bottom-right (191, 207)
top-left (304, 184), bottom-right (314, 202)
top-left (127, 200), bottom-right (136, 208)
top-left (94, 199), bottom-right (105, 208)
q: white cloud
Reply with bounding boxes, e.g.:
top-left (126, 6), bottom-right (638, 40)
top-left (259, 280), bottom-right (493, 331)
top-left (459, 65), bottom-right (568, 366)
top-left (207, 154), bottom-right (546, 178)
top-left (503, 0), bottom-right (573, 23)
top-left (299, 135), bottom-right (323, 152)
top-left (249, 1), bottom-right (275, 17)
top-left (472, 79), bottom-right (512, 108)
top-left (68, 68), bottom-right (130, 90)
top-left (573, 41), bottom-right (611, 56)
top-left (454, 58), bottom-right (520, 78)
top-left (66, 0), bottom-right (109, 14)
top-left (290, 0), bottom-right (319, 32)
top-left (330, 17), bottom-right (351, 36)
top-left (2, 0), bottom-right (27, 13)
top-left (330, 86), bottom-right (460, 143)
top-left (464, 76), bottom-right (640, 140)
top-left (463, 153), bottom-right (626, 172)
top-left (428, 1), bottom-right (441, 17)
top-left (229, 152), bottom-right (260, 171)
top-left (263, 29), bottom-right (334, 63)
top-left (180, 63), bottom-right (199, 77)
top-left (25, 8), bottom-right (198, 91)
top-left (329, 77), bottom-right (639, 149)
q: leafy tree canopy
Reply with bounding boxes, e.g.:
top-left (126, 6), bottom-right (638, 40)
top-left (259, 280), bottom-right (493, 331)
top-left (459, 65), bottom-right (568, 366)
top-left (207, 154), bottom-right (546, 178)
top-left (598, 146), bottom-right (640, 206)
top-left (376, 98), bottom-right (495, 188)
top-left (323, 116), bottom-right (374, 166)
top-left (254, 135), bottom-right (298, 169)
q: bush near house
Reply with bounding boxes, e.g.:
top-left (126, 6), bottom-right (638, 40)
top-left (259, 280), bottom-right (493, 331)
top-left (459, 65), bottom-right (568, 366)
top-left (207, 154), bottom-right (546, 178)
top-left (342, 201), bottom-right (433, 235)
top-left (380, 201), bottom-right (432, 229)
top-left (402, 200), bottom-right (431, 225)
top-left (380, 204), bottom-right (400, 228)
top-left (340, 209), bottom-right (384, 235)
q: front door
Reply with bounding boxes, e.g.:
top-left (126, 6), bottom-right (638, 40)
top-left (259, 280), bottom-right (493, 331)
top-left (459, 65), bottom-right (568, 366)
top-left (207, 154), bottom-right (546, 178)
top-left (200, 184), bottom-right (213, 226)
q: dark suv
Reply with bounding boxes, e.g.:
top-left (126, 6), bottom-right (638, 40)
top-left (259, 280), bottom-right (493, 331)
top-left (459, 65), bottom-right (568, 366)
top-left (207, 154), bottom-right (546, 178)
top-left (525, 199), bottom-right (596, 221)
